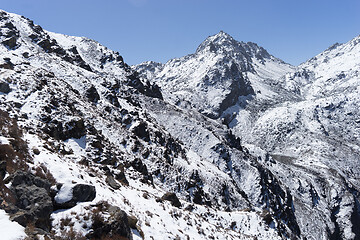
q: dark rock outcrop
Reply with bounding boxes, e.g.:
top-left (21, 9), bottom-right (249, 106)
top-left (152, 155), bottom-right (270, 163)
top-left (215, 63), bottom-right (254, 119)
top-left (0, 58), bottom-right (14, 70)
top-left (86, 85), bottom-right (100, 103)
top-left (256, 164), bottom-right (301, 238)
top-left (54, 183), bottom-right (96, 209)
top-left (0, 160), bottom-right (6, 180)
top-left (2, 36), bottom-right (18, 49)
top-left (8, 171), bottom-right (53, 231)
top-left (1, 19), bottom-right (20, 50)
top-left (0, 81), bottom-right (11, 93)
top-left (130, 158), bottom-right (153, 184)
top-left (43, 118), bottom-right (86, 140)
top-left (89, 205), bottom-right (133, 240)
top-left (106, 175), bottom-right (121, 190)
top-left (72, 184), bottom-right (96, 202)
top-left (132, 122), bottom-right (150, 142)
top-left (115, 171), bottom-right (129, 186)
top-left (126, 71), bottom-right (163, 100)
top-left (161, 192), bottom-right (182, 208)
top-left (26, 21), bottom-right (93, 72)
top-left (127, 215), bottom-right (138, 229)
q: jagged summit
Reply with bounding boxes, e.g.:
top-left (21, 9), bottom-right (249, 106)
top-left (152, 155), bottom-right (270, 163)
top-left (196, 31), bottom-right (236, 52)
top-left (196, 31), bottom-right (272, 62)
top-left (135, 31), bottom-right (294, 119)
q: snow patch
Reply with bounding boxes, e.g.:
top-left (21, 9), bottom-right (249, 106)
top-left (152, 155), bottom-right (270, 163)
top-left (0, 210), bottom-right (27, 240)
top-left (54, 184), bottom-right (74, 204)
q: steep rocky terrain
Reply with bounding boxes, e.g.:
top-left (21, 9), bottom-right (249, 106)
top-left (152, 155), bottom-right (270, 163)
top-left (136, 32), bottom-right (360, 240)
top-left (135, 31), bottom-right (295, 119)
top-left (0, 9), bottom-right (359, 240)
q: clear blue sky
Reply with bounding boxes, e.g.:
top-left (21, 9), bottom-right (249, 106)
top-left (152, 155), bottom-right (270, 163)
top-left (1, 0), bottom-right (359, 65)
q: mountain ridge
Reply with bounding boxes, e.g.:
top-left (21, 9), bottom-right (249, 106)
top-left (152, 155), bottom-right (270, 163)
top-left (0, 9), bottom-right (359, 240)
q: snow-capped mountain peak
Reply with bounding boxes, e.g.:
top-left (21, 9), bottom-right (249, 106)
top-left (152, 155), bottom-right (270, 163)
top-left (135, 31), bottom-right (294, 119)
top-left (196, 31), bottom-right (237, 52)
top-left (196, 31), bottom-right (272, 62)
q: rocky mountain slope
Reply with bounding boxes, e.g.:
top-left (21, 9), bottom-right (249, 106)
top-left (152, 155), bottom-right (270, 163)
top-left (0, 9), bottom-right (359, 240)
top-left (136, 32), bottom-right (360, 240)
top-left (135, 31), bottom-right (295, 119)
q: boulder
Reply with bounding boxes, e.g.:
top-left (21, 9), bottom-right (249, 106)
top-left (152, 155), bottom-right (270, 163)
top-left (0, 81), bottom-right (11, 93)
top-left (2, 36), bottom-right (18, 49)
top-left (89, 206), bottom-right (133, 240)
top-left (161, 192), bottom-right (181, 208)
top-left (9, 171), bottom-right (53, 231)
top-left (85, 86), bottom-right (100, 103)
top-left (54, 183), bottom-right (96, 209)
top-left (73, 184), bottom-right (96, 202)
top-left (106, 175), bottom-right (120, 190)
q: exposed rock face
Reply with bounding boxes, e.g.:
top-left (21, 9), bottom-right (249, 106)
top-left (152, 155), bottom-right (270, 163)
top-left (8, 171), bottom-right (53, 231)
top-left (85, 85), bottom-right (100, 103)
top-left (27, 24), bottom-right (93, 72)
top-left (0, 16), bottom-right (20, 50)
top-left (43, 118), bottom-right (86, 141)
top-left (126, 71), bottom-right (163, 100)
top-left (132, 121), bottom-right (150, 141)
top-left (135, 32), bottom-right (360, 240)
top-left (216, 63), bottom-right (254, 118)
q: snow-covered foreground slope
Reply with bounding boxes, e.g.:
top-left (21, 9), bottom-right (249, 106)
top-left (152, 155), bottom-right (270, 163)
top-left (0, 210), bottom-right (27, 240)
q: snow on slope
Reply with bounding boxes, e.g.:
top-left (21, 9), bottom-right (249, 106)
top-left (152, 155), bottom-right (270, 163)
top-left (135, 31), bottom-right (295, 119)
top-left (247, 35), bottom-right (360, 178)
top-left (0, 210), bottom-right (27, 240)
top-left (237, 36), bottom-right (360, 240)
top-left (280, 35), bottom-right (360, 98)
top-left (136, 31), bottom-right (360, 240)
